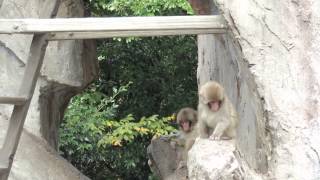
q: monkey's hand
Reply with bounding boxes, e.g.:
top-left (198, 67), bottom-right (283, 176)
top-left (170, 138), bottom-right (185, 149)
top-left (210, 121), bottom-right (229, 140)
top-left (170, 141), bottom-right (178, 149)
top-left (210, 132), bottom-right (223, 140)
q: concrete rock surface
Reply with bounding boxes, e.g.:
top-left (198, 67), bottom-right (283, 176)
top-left (215, 0), bottom-right (320, 178)
top-left (188, 139), bottom-right (266, 180)
top-left (147, 135), bottom-right (188, 180)
top-left (196, 0), bottom-right (320, 179)
top-left (187, 139), bottom-right (241, 180)
top-left (9, 131), bottom-right (90, 180)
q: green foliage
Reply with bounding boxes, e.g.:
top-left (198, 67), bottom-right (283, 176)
top-left (98, 115), bottom-right (175, 148)
top-left (86, 0), bottom-right (194, 16)
top-left (59, 85), bottom-right (176, 180)
top-left (98, 36), bottom-right (198, 118)
top-left (60, 0), bottom-right (198, 179)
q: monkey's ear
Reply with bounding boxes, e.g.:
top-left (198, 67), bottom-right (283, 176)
top-left (199, 88), bottom-right (210, 104)
top-left (193, 112), bottom-right (198, 123)
top-left (219, 86), bottom-right (225, 100)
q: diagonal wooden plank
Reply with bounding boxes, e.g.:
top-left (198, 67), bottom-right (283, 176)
top-left (0, 34), bottom-right (48, 180)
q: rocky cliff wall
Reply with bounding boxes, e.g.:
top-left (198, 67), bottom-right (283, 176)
top-left (193, 0), bottom-right (320, 179)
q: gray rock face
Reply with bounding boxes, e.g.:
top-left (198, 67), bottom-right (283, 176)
top-left (188, 139), bottom-right (240, 180)
top-left (197, 30), bottom-right (270, 175)
top-left (0, 0), bottom-right (98, 179)
top-left (9, 131), bottom-right (90, 180)
top-left (188, 139), bottom-right (265, 180)
top-left (195, 0), bottom-right (320, 179)
top-left (147, 135), bottom-right (188, 180)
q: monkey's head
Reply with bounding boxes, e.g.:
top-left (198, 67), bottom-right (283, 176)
top-left (199, 81), bottom-right (224, 112)
top-left (176, 107), bottom-right (197, 133)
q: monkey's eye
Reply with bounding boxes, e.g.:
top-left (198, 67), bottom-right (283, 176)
top-left (180, 120), bottom-right (189, 125)
top-left (180, 120), bottom-right (188, 124)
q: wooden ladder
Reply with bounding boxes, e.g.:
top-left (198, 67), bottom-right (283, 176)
top-left (0, 34), bottom-right (48, 180)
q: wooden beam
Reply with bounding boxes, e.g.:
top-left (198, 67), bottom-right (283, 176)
top-left (0, 96), bottom-right (28, 105)
top-left (0, 16), bottom-right (226, 39)
top-left (48, 28), bottom-right (225, 40)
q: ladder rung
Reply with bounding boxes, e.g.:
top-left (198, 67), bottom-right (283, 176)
top-left (0, 96), bottom-right (28, 105)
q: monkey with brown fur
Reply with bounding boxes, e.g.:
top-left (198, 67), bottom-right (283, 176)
top-left (176, 107), bottom-right (198, 150)
top-left (188, 0), bottom-right (211, 15)
top-left (198, 81), bottom-right (238, 140)
top-left (172, 107), bottom-right (198, 168)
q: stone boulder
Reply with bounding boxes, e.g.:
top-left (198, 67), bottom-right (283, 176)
top-left (188, 139), bottom-right (266, 180)
top-left (147, 136), bottom-right (266, 180)
top-left (187, 139), bottom-right (241, 180)
top-left (147, 135), bottom-right (188, 180)
top-left (9, 131), bottom-right (90, 180)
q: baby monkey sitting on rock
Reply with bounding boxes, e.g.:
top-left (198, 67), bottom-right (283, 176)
top-left (171, 107), bottom-right (198, 168)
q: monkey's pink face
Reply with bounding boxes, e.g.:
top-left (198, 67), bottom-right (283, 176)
top-left (208, 101), bottom-right (220, 112)
top-left (180, 120), bottom-right (191, 132)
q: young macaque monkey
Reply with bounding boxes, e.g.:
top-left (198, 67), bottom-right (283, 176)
top-left (176, 107), bottom-right (198, 149)
top-left (188, 0), bottom-right (211, 15)
top-left (172, 107), bottom-right (198, 168)
top-left (198, 81), bottom-right (238, 140)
